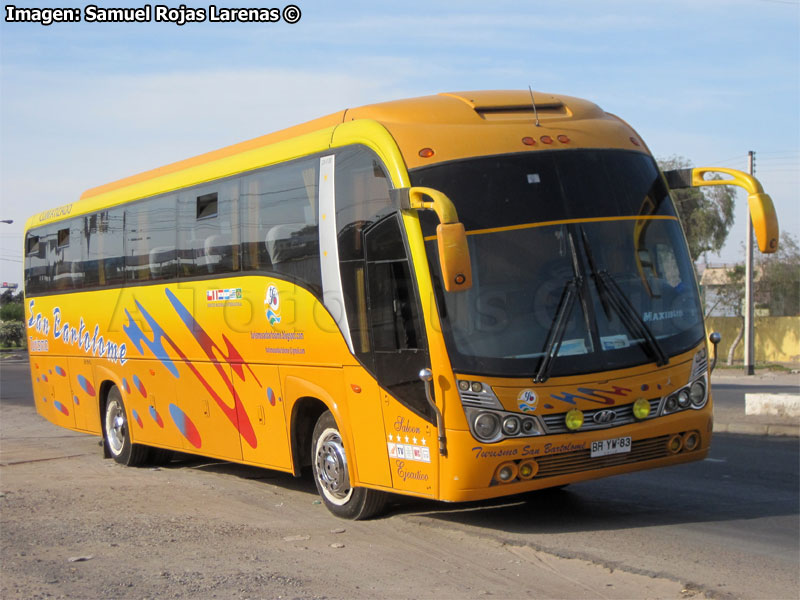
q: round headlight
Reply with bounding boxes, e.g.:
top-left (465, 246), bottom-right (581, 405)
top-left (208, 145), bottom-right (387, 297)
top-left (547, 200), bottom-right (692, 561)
top-left (665, 395), bottom-right (678, 413)
top-left (633, 398), bottom-right (651, 420)
top-left (689, 381), bottom-right (706, 406)
top-left (677, 389), bottom-right (691, 408)
top-left (565, 409), bottom-right (584, 431)
top-left (473, 412), bottom-right (501, 440)
top-left (502, 415), bottom-right (521, 436)
top-left (522, 418), bottom-right (536, 434)
top-left (471, 381), bottom-right (483, 393)
top-left (458, 380), bottom-right (470, 392)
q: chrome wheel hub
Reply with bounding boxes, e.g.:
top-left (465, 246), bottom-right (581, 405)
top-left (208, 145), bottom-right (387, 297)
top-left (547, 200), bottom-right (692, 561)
top-left (105, 399), bottom-right (126, 456)
top-left (315, 431), bottom-right (350, 500)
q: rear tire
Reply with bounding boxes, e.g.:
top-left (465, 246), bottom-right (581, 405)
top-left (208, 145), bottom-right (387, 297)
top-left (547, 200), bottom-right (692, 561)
top-left (311, 411), bottom-right (386, 520)
top-left (103, 385), bottom-right (149, 466)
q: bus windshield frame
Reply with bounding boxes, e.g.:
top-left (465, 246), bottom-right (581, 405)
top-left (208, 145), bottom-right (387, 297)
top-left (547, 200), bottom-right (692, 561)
top-left (412, 149), bottom-right (706, 379)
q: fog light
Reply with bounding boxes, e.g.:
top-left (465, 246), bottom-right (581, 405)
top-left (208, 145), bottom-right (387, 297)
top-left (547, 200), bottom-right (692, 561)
top-left (565, 409), bottom-right (584, 431)
top-left (633, 398), bottom-right (651, 420)
top-left (471, 381), bottom-right (483, 393)
top-left (495, 462), bottom-right (518, 483)
top-left (677, 389), bottom-right (691, 409)
top-left (667, 434), bottom-right (683, 454)
top-left (665, 395), bottom-right (678, 413)
top-left (473, 412), bottom-right (501, 441)
top-left (518, 460), bottom-right (538, 480)
top-left (458, 380), bottom-right (470, 392)
top-left (502, 415), bottom-right (521, 436)
top-left (689, 381), bottom-right (706, 407)
top-left (522, 418), bottom-right (536, 434)
top-left (683, 431), bottom-right (700, 452)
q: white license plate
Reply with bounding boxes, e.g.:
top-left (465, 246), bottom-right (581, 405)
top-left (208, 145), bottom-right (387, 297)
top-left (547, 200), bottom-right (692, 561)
top-left (591, 436), bottom-right (632, 458)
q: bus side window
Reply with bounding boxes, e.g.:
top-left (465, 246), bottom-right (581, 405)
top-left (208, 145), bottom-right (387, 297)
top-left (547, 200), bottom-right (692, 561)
top-left (241, 157), bottom-right (321, 293)
top-left (25, 230), bottom-right (50, 294)
top-left (179, 183), bottom-right (239, 277)
top-left (125, 195), bottom-right (177, 282)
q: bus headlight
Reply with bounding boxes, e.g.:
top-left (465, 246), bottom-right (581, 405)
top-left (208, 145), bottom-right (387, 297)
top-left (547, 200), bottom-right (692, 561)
top-left (502, 415), bottom-right (521, 436)
top-left (677, 389), bottom-right (691, 409)
top-left (690, 380), bottom-right (706, 407)
top-left (473, 412), bottom-right (501, 441)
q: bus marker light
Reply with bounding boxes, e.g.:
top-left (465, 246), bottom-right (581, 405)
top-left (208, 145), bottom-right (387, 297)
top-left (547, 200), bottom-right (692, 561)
top-left (350, 384), bottom-right (362, 394)
top-left (419, 147), bottom-right (435, 158)
top-left (522, 136), bottom-right (536, 146)
top-left (565, 409), bottom-right (584, 431)
top-left (667, 434), bottom-right (683, 454)
top-left (540, 135), bottom-right (553, 144)
top-left (630, 136), bottom-right (641, 146)
top-left (633, 398), bottom-right (650, 420)
top-left (557, 135), bottom-right (570, 143)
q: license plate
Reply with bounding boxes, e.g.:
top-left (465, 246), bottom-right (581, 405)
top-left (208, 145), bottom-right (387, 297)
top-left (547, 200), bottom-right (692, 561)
top-left (591, 436), bottom-right (632, 458)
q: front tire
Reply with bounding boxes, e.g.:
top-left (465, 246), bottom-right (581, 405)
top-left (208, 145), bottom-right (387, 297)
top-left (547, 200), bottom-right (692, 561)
top-left (103, 385), bottom-right (149, 466)
top-left (311, 411), bottom-right (386, 520)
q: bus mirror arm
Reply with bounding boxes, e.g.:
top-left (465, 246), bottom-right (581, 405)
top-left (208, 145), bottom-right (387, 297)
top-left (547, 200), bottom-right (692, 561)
top-left (393, 186), bottom-right (473, 293)
top-left (708, 331), bottom-right (721, 374)
top-left (663, 167), bottom-right (779, 254)
top-left (419, 368), bottom-right (447, 457)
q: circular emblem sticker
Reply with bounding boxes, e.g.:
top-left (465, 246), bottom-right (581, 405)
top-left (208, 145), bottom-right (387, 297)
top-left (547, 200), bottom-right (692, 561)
top-left (265, 285), bottom-right (281, 326)
top-left (518, 389), bottom-right (538, 412)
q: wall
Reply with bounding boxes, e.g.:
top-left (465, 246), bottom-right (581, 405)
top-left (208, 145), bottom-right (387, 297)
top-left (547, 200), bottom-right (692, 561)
top-left (705, 316), bottom-right (800, 364)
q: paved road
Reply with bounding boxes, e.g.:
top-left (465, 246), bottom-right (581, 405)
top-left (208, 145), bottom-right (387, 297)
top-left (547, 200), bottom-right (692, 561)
top-left (1, 358), bottom-right (798, 599)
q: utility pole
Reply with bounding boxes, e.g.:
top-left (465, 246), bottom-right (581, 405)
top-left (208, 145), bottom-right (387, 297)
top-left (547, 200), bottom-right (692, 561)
top-left (744, 151), bottom-right (755, 375)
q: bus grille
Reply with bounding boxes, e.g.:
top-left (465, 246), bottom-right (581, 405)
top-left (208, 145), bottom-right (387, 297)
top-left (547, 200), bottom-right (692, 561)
top-left (533, 435), bottom-right (671, 479)
top-left (541, 397), bottom-right (661, 435)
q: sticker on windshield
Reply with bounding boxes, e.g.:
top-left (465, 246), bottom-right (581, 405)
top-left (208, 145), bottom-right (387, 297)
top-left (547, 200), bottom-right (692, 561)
top-left (601, 335), bottom-right (630, 350)
top-left (557, 338), bottom-right (587, 356)
top-left (527, 173), bottom-right (541, 184)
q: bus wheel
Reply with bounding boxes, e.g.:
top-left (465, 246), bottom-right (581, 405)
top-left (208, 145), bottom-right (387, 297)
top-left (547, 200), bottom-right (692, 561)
top-left (103, 385), bottom-right (148, 467)
top-left (311, 411), bottom-right (386, 520)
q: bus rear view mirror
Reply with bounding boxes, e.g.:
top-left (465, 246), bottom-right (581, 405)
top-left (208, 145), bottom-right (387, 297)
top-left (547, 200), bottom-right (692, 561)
top-left (395, 186), bottom-right (473, 292)
top-left (437, 222), bottom-right (472, 292)
top-left (663, 167), bottom-right (779, 254)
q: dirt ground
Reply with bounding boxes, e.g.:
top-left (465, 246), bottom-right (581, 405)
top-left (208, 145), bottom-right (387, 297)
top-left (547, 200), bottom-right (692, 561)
top-left (1, 374), bottom-right (705, 599)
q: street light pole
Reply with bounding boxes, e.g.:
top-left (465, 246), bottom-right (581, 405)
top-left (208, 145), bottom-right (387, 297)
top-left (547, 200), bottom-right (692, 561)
top-left (744, 151), bottom-right (755, 375)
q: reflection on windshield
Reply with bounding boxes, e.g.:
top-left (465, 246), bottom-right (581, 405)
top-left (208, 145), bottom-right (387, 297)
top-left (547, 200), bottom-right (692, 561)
top-left (429, 219), bottom-right (703, 377)
top-left (412, 150), bottom-right (704, 378)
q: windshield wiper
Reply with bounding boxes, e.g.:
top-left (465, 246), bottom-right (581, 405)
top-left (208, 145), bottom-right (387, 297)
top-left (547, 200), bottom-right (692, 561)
top-left (534, 278), bottom-right (579, 383)
top-left (580, 228), bottom-right (669, 367)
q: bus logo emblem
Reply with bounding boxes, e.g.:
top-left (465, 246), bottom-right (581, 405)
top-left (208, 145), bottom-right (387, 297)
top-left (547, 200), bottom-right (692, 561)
top-left (518, 389), bottom-right (538, 412)
top-left (265, 285), bottom-right (281, 326)
top-left (593, 410), bottom-right (617, 424)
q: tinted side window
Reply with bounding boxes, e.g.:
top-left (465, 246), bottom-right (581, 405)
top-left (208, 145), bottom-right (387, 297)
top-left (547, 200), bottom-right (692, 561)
top-left (241, 157), bottom-right (320, 293)
top-left (364, 215), bottom-right (431, 421)
top-left (25, 228), bottom-right (52, 294)
top-left (83, 208), bottom-right (125, 287)
top-left (52, 220), bottom-right (83, 291)
top-left (178, 181), bottom-right (240, 277)
top-left (334, 146), bottom-right (394, 362)
top-left (125, 195), bottom-right (177, 282)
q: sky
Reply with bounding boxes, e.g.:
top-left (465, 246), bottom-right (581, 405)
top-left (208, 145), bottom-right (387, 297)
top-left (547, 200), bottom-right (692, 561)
top-left (1, 0), bottom-right (798, 287)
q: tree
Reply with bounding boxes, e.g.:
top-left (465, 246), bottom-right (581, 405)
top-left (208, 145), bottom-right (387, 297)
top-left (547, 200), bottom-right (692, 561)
top-left (756, 232), bottom-right (800, 316)
top-left (658, 156), bottom-right (736, 262)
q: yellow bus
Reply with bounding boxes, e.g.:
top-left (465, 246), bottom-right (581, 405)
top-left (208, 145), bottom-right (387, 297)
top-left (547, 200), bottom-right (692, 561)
top-left (23, 90), bottom-right (778, 519)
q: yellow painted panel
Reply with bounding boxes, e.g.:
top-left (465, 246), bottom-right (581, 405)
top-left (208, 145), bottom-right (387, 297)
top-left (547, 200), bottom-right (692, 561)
top-left (343, 366), bottom-right (391, 487)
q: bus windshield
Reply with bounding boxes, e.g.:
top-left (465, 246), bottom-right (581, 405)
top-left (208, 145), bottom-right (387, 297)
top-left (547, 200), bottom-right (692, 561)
top-left (412, 150), bottom-right (705, 379)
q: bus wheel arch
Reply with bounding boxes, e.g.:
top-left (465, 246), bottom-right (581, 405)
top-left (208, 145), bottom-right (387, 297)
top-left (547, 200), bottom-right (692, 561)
top-left (289, 396), bottom-right (328, 476)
